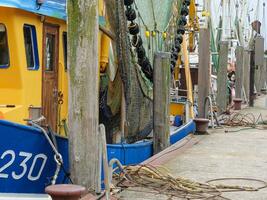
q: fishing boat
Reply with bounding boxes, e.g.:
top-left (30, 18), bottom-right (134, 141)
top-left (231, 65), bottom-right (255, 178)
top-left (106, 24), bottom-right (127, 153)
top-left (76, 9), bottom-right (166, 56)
top-left (0, 0), bottom-right (196, 194)
top-left (0, 0), bottom-right (70, 194)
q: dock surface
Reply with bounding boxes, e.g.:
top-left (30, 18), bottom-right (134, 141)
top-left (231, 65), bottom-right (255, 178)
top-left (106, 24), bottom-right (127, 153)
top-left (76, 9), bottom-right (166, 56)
top-left (117, 96), bottom-right (267, 200)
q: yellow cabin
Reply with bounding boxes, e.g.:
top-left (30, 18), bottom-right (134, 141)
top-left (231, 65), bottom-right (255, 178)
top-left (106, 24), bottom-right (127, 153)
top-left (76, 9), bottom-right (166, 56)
top-left (0, 0), bottom-right (109, 135)
top-left (0, 4), bottom-right (68, 135)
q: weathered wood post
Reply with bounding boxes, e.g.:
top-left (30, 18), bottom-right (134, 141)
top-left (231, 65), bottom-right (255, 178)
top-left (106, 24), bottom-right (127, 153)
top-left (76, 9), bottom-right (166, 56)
top-left (235, 46), bottom-right (244, 99)
top-left (255, 36), bottom-right (265, 91)
top-left (68, 0), bottom-right (100, 191)
top-left (243, 49), bottom-right (251, 102)
top-left (153, 52), bottom-right (170, 154)
top-left (217, 41), bottom-right (229, 113)
top-left (249, 46), bottom-right (255, 107)
top-left (265, 57), bottom-right (267, 88)
top-left (198, 28), bottom-right (210, 118)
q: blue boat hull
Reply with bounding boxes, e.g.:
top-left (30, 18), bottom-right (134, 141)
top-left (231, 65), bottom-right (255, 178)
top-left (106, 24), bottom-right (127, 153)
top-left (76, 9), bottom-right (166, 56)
top-left (107, 120), bottom-right (196, 165)
top-left (0, 120), bottom-right (69, 193)
top-left (0, 119), bottom-right (195, 193)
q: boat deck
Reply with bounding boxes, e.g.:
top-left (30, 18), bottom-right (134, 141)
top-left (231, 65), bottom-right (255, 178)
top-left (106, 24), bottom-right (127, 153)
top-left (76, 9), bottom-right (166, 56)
top-left (117, 95), bottom-right (267, 200)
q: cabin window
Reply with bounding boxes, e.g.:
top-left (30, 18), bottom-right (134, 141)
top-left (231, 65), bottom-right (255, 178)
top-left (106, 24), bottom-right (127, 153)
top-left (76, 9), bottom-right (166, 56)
top-left (63, 32), bottom-right (67, 71)
top-left (45, 33), bottom-right (55, 71)
top-left (23, 25), bottom-right (39, 70)
top-left (0, 24), bottom-right (9, 68)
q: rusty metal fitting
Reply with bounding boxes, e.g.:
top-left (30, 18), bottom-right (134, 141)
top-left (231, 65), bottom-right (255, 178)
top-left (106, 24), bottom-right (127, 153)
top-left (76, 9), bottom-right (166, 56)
top-left (45, 184), bottom-right (86, 200)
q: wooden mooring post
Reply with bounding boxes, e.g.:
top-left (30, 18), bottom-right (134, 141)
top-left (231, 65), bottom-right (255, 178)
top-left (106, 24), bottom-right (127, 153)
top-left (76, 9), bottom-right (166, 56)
top-left (198, 28), bottom-right (210, 118)
top-left (153, 52), bottom-right (170, 154)
top-left (68, 0), bottom-right (100, 191)
top-left (235, 46), bottom-right (244, 99)
top-left (249, 46), bottom-right (255, 107)
top-left (255, 36), bottom-right (265, 91)
top-left (217, 41), bottom-right (229, 113)
top-left (243, 49), bottom-right (251, 102)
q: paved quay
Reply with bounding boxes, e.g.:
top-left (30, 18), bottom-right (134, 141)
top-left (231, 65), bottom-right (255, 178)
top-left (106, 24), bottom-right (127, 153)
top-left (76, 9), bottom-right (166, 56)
top-left (117, 95), bottom-right (267, 200)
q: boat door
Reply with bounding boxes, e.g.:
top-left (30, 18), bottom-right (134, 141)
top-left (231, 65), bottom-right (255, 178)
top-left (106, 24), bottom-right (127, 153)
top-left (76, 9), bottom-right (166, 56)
top-left (42, 24), bottom-right (59, 131)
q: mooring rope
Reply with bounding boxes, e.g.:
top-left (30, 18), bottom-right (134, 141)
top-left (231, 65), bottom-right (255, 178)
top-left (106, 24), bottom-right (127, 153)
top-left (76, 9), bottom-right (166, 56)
top-left (114, 164), bottom-right (267, 200)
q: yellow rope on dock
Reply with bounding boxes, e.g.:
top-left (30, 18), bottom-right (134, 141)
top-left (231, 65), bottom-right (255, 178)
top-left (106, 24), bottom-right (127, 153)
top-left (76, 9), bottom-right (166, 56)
top-left (115, 164), bottom-right (267, 200)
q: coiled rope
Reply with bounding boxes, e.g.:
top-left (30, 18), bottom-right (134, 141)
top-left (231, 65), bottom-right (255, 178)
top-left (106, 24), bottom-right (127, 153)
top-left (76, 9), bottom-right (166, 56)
top-left (115, 164), bottom-right (267, 200)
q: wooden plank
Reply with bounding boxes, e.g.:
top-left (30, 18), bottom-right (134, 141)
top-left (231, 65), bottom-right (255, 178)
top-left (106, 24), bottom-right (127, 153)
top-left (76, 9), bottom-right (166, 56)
top-left (153, 52), bottom-right (170, 154)
top-left (182, 35), bottom-right (194, 118)
top-left (235, 46), bottom-right (244, 99)
top-left (68, 0), bottom-right (100, 191)
top-left (217, 41), bottom-right (229, 113)
top-left (197, 28), bottom-right (210, 118)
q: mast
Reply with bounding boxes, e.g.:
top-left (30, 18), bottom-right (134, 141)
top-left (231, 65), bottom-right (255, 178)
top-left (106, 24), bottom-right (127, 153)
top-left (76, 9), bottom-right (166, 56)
top-left (263, 2), bottom-right (266, 49)
top-left (239, 0), bottom-right (248, 46)
top-left (222, 0), bottom-right (231, 41)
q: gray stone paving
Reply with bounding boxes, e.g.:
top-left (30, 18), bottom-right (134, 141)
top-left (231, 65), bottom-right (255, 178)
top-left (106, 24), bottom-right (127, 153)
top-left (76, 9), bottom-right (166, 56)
top-left (117, 96), bottom-right (267, 200)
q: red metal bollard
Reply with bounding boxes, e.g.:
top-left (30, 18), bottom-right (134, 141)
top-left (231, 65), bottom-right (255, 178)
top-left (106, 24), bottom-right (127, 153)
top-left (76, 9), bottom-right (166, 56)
top-left (233, 98), bottom-right (242, 110)
top-left (45, 184), bottom-right (86, 200)
top-left (193, 118), bottom-right (209, 134)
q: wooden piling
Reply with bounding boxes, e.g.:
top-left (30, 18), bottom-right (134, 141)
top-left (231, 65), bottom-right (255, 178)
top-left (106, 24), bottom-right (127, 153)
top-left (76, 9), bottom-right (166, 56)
top-left (249, 48), bottom-right (255, 107)
top-left (217, 41), bottom-right (229, 113)
top-left (153, 52), bottom-right (170, 154)
top-left (68, 0), bottom-right (100, 191)
top-left (243, 49), bottom-right (251, 102)
top-left (235, 46), bottom-right (244, 99)
top-left (255, 36), bottom-right (265, 90)
top-left (197, 28), bottom-right (211, 118)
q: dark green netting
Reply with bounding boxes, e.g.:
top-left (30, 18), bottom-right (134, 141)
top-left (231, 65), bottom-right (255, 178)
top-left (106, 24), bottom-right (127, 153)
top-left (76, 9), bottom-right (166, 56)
top-left (101, 0), bottom-right (176, 143)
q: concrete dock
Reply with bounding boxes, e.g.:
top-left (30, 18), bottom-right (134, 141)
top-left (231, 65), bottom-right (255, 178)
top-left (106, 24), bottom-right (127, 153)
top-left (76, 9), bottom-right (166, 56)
top-left (117, 95), bottom-right (267, 200)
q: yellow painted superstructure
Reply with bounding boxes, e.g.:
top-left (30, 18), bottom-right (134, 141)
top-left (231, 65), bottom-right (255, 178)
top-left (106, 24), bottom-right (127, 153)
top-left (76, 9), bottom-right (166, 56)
top-left (0, 7), bottom-right (68, 134)
top-left (170, 102), bottom-right (185, 116)
top-left (0, 0), bottom-right (111, 135)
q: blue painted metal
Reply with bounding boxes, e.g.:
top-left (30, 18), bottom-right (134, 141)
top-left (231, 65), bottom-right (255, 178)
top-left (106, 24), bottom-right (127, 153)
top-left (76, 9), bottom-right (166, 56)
top-left (0, 0), bottom-right (66, 20)
top-left (170, 120), bottom-right (196, 145)
top-left (174, 115), bottom-right (183, 127)
top-left (0, 119), bottom-right (195, 193)
top-left (107, 120), bottom-right (196, 164)
top-left (107, 141), bottom-right (153, 165)
top-left (0, 120), bottom-right (69, 193)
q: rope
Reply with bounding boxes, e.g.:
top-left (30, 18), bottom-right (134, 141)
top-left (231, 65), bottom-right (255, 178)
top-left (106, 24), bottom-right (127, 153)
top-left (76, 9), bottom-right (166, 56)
top-left (133, 2), bottom-right (149, 31)
top-left (115, 164), bottom-right (267, 200)
top-left (150, 0), bottom-right (157, 31)
top-left (218, 112), bottom-right (267, 128)
top-left (28, 117), bottom-right (73, 184)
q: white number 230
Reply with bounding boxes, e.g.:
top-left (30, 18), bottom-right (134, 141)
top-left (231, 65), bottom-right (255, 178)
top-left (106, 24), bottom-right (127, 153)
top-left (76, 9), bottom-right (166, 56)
top-left (0, 150), bottom-right (47, 181)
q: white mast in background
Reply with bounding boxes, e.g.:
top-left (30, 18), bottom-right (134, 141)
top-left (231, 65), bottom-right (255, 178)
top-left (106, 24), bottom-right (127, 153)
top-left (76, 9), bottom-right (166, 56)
top-left (263, 2), bottom-right (266, 49)
top-left (239, 0), bottom-right (248, 46)
top-left (222, 0), bottom-right (232, 41)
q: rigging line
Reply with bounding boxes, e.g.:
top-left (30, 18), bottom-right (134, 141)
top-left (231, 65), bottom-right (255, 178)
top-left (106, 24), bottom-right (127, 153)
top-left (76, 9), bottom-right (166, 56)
top-left (164, 1), bottom-right (179, 32)
top-left (150, 0), bottom-right (157, 30)
top-left (255, 0), bottom-right (260, 21)
top-left (163, 14), bottom-right (173, 32)
top-left (134, 1), bottom-right (149, 30)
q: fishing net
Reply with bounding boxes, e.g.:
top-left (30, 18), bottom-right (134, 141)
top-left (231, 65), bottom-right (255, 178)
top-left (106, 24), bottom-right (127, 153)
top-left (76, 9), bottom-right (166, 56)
top-left (101, 0), bottom-right (176, 143)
